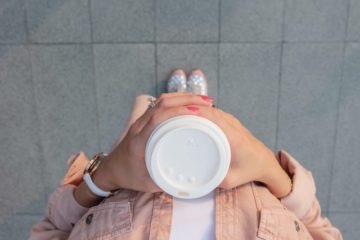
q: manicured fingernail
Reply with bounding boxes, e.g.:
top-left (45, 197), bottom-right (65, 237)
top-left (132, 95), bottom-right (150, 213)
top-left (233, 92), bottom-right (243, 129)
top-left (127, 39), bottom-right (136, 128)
top-left (199, 95), bottom-right (215, 102)
top-left (187, 106), bottom-right (200, 112)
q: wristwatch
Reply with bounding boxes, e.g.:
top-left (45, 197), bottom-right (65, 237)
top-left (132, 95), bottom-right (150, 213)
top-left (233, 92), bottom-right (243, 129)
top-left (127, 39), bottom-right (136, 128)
top-left (83, 152), bottom-right (112, 197)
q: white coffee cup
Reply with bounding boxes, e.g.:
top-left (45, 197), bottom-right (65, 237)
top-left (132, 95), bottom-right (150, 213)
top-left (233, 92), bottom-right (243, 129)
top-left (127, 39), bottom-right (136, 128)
top-left (145, 115), bottom-right (231, 199)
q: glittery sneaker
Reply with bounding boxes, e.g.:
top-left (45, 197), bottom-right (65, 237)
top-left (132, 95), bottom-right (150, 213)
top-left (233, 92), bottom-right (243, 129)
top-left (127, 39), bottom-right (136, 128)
top-left (167, 69), bottom-right (187, 93)
top-left (187, 69), bottom-right (208, 95)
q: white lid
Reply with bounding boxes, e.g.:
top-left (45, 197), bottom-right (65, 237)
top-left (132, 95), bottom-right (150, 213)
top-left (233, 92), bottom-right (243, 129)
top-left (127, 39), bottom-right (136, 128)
top-left (145, 115), bottom-right (231, 199)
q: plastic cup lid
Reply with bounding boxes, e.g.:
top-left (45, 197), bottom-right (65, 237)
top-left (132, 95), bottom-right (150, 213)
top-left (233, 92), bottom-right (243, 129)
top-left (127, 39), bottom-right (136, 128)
top-left (145, 115), bottom-right (231, 199)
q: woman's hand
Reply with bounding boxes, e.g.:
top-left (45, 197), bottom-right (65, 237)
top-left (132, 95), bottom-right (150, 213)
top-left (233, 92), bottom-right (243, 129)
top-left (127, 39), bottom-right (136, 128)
top-left (195, 106), bottom-right (292, 198)
top-left (92, 93), bottom-right (214, 193)
top-left (92, 92), bottom-right (291, 197)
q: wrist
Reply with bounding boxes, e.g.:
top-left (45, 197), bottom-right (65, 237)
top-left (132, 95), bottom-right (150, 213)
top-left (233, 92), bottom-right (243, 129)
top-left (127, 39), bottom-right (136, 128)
top-left (91, 154), bottom-right (119, 192)
top-left (74, 181), bottom-right (105, 208)
top-left (260, 157), bottom-right (292, 198)
top-left (74, 152), bottom-right (121, 208)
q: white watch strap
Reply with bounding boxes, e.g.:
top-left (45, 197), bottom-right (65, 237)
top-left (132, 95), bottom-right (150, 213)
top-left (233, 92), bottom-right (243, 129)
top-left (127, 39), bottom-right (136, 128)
top-left (83, 172), bottom-right (112, 197)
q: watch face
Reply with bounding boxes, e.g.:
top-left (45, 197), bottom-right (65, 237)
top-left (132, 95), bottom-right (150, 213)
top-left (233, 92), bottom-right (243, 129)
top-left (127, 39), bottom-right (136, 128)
top-left (85, 153), bottom-right (103, 174)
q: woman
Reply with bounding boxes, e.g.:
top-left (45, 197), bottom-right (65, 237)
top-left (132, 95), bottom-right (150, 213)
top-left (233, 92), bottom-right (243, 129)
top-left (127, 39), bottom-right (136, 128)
top-left (29, 69), bottom-right (342, 239)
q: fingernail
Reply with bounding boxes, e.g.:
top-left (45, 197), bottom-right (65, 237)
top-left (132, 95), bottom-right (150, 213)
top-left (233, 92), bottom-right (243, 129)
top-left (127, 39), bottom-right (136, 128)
top-left (187, 106), bottom-right (200, 112)
top-left (199, 95), bottom-right (215, 102)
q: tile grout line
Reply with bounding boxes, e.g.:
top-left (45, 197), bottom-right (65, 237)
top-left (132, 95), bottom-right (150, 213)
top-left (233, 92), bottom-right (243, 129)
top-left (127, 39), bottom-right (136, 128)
top-left (275, 0), bottom-right (287, 152)
top-left (154, 0), bottom-right (158, 96)
top-left (328, 210), bottom-right (360, 214)
top-left (88, 0), bottom-right (101, 152)
top-left (344, 0), bottom-right (351, 42)
top-left (217, 0), bottom-right (221, 105)
top-left (88, 0), bottom-right (94, 43)
top-left (27, 45), bottom-right (48, 212)
top-left (91, 46), bottom-right (101, 152)
top-left (24, 0), bottom-right (30, 43)
top-left (326, 0), bottom-right (351, 214)
top-left (3, 41), bottom-right (360, 46)
top-left (218, 0), bottom-right (221, 44)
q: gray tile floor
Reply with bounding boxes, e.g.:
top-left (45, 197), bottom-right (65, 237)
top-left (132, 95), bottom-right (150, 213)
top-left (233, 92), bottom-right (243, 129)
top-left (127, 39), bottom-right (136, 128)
top-left (0, 0), bottom-right (359, 238)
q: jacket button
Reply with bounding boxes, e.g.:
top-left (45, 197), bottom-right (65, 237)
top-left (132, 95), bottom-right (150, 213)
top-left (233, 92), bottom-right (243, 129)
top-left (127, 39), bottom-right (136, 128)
top-left (86, 213), bottom-right (93, 225)
top-left (294, 220), bottom-right (300, 232)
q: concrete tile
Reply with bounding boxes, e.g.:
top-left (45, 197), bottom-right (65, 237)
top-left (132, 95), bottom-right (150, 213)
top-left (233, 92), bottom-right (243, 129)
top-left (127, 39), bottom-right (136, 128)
top-left (91, 0), bottom-right (154, 42)
top-left (330, 43), bottom-right (360, 211)
top-left (221, 0), bottom-right (284, 42)
top-left (0, 0), bottom-right (27, 43)
top-left (27, 0), bottom-right (91, 43)
top-left (30, 45), bottom-right (99, 197)
top-left (284, 0), bottom-right (347, 41)
top-left (219, 43), bottom-right (281, 151)
top-left (157, 44), bottom-right (218, 98)
top-left (278, 43), bottom-right (343, 208)
top-left (94, 44), bottom-right (156, 152)
top-left (156, 0), bottom-right (219, 42)
top-left (0, 46), bottom-right (45, 215)
top-left (329, 212), bottom-right (359, 240)
top-left (347, 0), bottom-right (360, 41)
top-left (0, 214), bottom-right (44, 239)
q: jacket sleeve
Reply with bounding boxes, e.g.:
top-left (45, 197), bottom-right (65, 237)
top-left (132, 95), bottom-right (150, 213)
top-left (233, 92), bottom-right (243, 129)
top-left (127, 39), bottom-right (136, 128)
top-left (29, 95), bottom-right (151, 239)
top-left (277, 149), bottom-right (342, 240)
top-left (29, 152), bottom-right (90, 240)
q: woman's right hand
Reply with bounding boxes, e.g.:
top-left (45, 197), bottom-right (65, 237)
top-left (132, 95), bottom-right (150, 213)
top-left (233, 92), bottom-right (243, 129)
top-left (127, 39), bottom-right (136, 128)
top-left (92, 93), bottom-right (214, 193)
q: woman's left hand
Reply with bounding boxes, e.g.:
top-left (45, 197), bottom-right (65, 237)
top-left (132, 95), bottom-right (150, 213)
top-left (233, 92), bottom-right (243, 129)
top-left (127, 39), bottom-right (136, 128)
top-left (195, 105), bottom-right (292, 198)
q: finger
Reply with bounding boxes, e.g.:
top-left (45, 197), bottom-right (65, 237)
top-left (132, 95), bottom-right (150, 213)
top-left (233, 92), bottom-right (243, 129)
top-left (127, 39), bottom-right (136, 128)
top-left (128, 104), bottom-right (158, 135)
top-left (149, 184), bottom-right (163, 193)
top-left (196, 105), bottom-right (244, 130)
top-left (155, 94), bottom-right (214, 108)
top-left (190, 105), bottom-right (219, 123)
top-left (134, 94), bottom-right (214, 133)
top-left (138, 105), bottom-right (201, 140)
top-left (219, 167), bottom-right (256, 190)
top-left (156, 92), bottom-right (193, 100)
top-left (140, 179), bottom-right (163, 193)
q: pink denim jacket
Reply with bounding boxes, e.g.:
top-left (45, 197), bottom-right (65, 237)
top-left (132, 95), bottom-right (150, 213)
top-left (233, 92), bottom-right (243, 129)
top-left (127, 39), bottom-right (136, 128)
top-left (29, 95), bottom-right (342, 240)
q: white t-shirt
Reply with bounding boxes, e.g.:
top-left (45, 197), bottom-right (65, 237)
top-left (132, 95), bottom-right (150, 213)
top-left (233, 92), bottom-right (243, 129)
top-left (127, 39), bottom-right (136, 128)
top-left (169, 191), bottom-right (216, 240)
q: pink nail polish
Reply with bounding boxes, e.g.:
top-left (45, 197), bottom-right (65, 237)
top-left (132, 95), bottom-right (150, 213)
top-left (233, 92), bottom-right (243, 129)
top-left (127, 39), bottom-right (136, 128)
top-left (187, 106), bottom-right (200, 112)
top-left (199, 95), bottom-right (215, 102)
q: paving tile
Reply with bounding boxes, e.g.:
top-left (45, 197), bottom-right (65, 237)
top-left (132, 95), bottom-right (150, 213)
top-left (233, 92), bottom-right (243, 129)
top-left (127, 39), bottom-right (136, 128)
top-left (284, 0), bottom-right (347, 41)
top-left (0, 46), bottom-right (45, 215)
top-left (278, 43), bottom-right (343, 208)
top-left (330, 43), bottom-right (360, 211)
top-left (329, 212), bottom-right (360, 240)
top-left (30, 45), bottom-right (99, 196)
top-left (156, 0), bottom-right (219, 42)
top-left (94, 44), bottom-right (156, 152)
top-left (27, 0), bottom-right (91, 43)
top-left (157, 44), bottom-right (218, 98)
top-left (0, 0), bottom-right (27, 43)
top-left (219, 43), bottom-right (281, 151)
top-left (0, 214), bottom-right (44, 239)
top-left (347, 0), bottom-right (360, 41)
top-left (221, 0), bottom-right (284, 42)
top-left (91, 0), bottom-right (154, 42)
